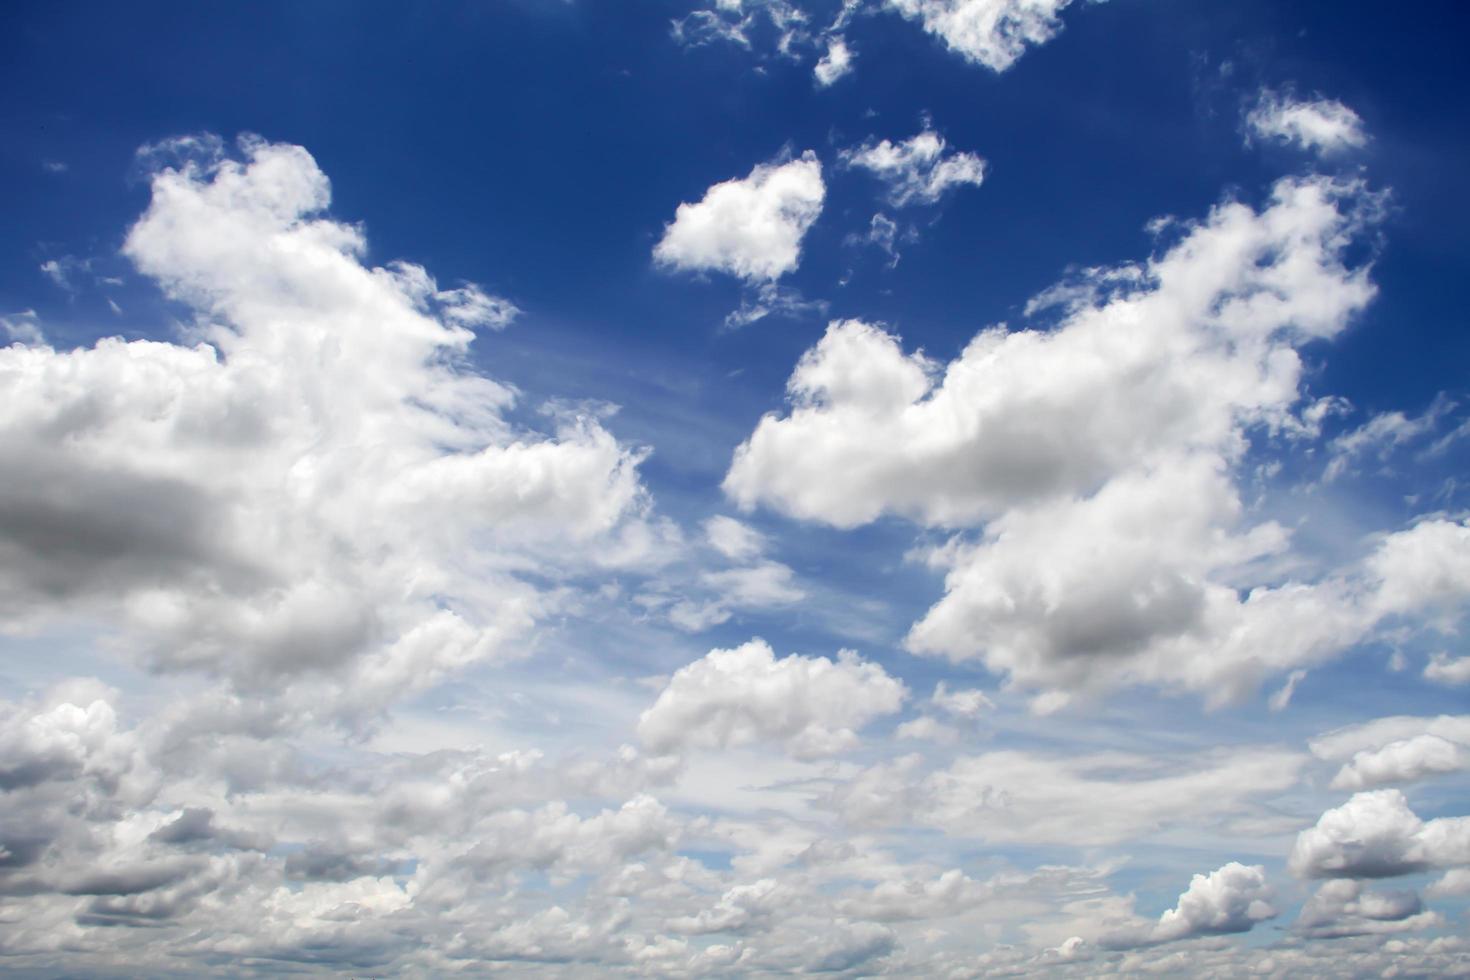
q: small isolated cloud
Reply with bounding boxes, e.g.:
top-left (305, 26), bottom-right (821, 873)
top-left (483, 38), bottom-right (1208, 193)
top-left (931, 680), bottom-right (992, 718)
top-left (637, 638), bottom-right (906, 758)
top-left (814, 35), bottom-right (854, 86)
top-left (1104, 862), bottom-right (1275, 948)
top-left (1425, 652), bottom-right (1470, 686)
top-left (842, 127), bottom-right (986, 206)
top-left (1246, 89), bottom-right (1368, 157)
top-left (39, 258), bottom-right (76, 292)
top-left (1289, 789), bottom-right (1470, 879)
top-left (1269, 669), bottom-right (1308, 711)
top-left (886, 0), bottom-right (1076, 72)
top-left (704, 515), bottom-right (766, 562)
top-left (654, 152), bottom-right (825, 282)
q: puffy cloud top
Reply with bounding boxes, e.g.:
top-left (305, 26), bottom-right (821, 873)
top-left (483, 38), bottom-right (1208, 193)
top-left (653, 152), bottom-right (825, 282)
top-left (637, 639), bottom-right (906, 758)
top-left (0, 135), bottom-right (650, 723)
top-left (1289, 790), bottom-right (1470, 879)
top-left (887, 0), bottom-right (1076, 72)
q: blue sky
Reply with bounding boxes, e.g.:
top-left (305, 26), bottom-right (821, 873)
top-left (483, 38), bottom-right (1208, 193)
top-left (2, 1), bottom-right (1470, 975)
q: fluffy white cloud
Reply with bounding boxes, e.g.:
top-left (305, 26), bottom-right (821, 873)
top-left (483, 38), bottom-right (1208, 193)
top-left (813, 35), bottom-right (854, 86)
top-left (843, 128), bottom-right (986, 206)
top-left (1289, 790), bottom-right (1470, 879)
top-left (886, 0), bottom-right (1075, 72)
top-left (726, 179), bottom-right (1470, 703)
top-left (637, 639), bottom-right (906, 758)
top-left (0, 136), bottom-right (651, 723)
top-left (1247, 90), bottom-right (1368, 156)
top-left (1104, 862), bottom-right (1275, 948)
top-left (653, 152), bottom-right (825, 282)
top-left (1425, 652), bottom-right (1470, 686)
top-left (1295, 879), bottom-right (1438, 939)
top-left (1149, 862), bottom-right (1275, 943)
top-left (1330, 735), bottom-right (1470, 790)
top-left (727, 177), bottom-right (1379, 529)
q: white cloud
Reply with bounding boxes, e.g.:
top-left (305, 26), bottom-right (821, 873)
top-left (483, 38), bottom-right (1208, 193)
top-left (1311, 715), bottom-right (1470, 762)
top-left (1, 309), bottom-right (45, 346)
top-left (848, 212), bottom-right (903, 265)
top-left (842, 127), bottom-right (986, 206)
top-left (813, 35), bottom-right (854, 86)
top-left (725, 179), bottom-right (1470, 703)
top-left (1289, 790), bottom-right (1470, 879)
top-left (672, 0), bottom-right (812, 55)
top-left (637, 639), bottom-right (906, 759)
top-left (653, 152), bottom-right (825, 282)
top-left (930, 680), bottom-right (993, 718)
top-left (1425, 652), bottom-right (1470, 686)
top-left (727, 177), bottom-right (1380, 530)
top-left (1247, 89), bottom-right (1368, 156)
top-left (1269, 669), bottom-right (1308, 712)
top-left (0, 135), bottom-right (651, 723)
top-left (1324, 396), bottom-right (1455, 482)
top-left (1427, 867), bottom-right (1470, 898)
top-left (886, 0), bottom-right (1074, 71)
top-left (705, 515), bottom-right (766, 561)
top-left (1330, 735), bottom-right (1470, 790)
top-left (1104, 862), bottom-right (1275, 948)
top-left (1295, 879), bottom-right (1438, 939)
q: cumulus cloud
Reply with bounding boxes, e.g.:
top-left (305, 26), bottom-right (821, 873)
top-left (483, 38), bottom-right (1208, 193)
top-left (637, 639), bottom-right (906, 758)
top-left (843, 127), bottom-right (986, 206)
top-left (653, 152), bottom-right (825, 282)
top-left (0, 135), bottom-right (651, 724)
top-left (727, 177), bottom-right (1380, 529)
top-left (1104, 862), bottom-right (1275, 948)
top-left (1247, 89), bottom-right (1368, 156)
top-left (1295, 879), bottom-right (1438, 939)
top-left (1289, 790), bottom-right (1470, 879)
top-left (1329, 734), bottom-right (1470, 790)
top-left (886, 0), bottom-right (1076, 72)
top-left (727, 178), bottom-right (1470, 703)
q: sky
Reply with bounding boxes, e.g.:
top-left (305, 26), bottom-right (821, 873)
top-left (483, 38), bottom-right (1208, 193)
top-left (2, 0), bottom-right (1470, 976)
